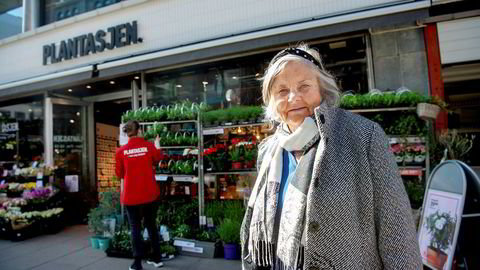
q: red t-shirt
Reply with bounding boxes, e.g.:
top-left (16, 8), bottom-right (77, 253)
top-left (115, 137), bottom-right (163, 205)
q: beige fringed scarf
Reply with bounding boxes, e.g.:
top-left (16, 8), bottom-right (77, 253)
top-left (246, 117), bottom-right (320, 270)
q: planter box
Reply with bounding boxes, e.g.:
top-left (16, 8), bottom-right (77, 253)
top-left (173, 237), bottom-right (217, 258)
top-left (417, 103), bottom-right (440, 120)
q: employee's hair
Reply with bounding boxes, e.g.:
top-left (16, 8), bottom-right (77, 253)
top-left (261, 43), bottom-right (340, 122)
top-left (123, 120), bottom-right (140, 137)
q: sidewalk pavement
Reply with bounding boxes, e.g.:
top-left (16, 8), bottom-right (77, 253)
top-left (0, 225), bottom-right (241, 270)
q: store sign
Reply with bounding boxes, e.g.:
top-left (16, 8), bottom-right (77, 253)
top-left (53, 135), bottom-right (82, 142)
top-left (42, 21), bottom-right (141, 65)
top-left (1, 122), bottom-right (19, 133)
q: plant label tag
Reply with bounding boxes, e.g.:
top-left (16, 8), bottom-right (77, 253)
top-left (185, 186), bottom-right (190, 195)
top-left (203, 128), bottom-right (224, 135)
top-left (36, 172), bottom-right (43, 179)
top-left (36, 180), bottom-right (43, 188)
top-left (173, 176), bottom-right (193, 182)
top-left (174, 239), bottom-right (195, 248)
top-left (182, 246), bottom-right (203, 254)
top-left (32, 161), bottom-right (38, 168)
top-left (162, 232), bottom-right (170, 242)
top-left (156, 175), bottom-right (168, 181)
top-left (207, 217), bottom-right (214, 228)
top-left (199, 215), bottom-right (207, 225)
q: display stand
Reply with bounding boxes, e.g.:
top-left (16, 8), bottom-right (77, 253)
top-left (138, 114), bottom-right (205, 226)
top-left (418, 160), bottom-right (480, 270)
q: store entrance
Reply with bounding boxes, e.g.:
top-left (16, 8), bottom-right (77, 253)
top-left (93, 98), bottom-right (131, 193)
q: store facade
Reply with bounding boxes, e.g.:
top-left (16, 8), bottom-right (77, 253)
top-left (0, 0), bottom-right (433, 201)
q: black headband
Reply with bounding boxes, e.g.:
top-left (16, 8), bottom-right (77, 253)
top-left (272, 48), bottom-right (324, 70)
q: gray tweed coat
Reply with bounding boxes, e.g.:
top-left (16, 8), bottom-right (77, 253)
top-left (240, 104), bottom-right (422, 270)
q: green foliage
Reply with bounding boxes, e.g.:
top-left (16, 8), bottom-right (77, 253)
top-left (404, 181), bottom-right (425, 209)
top-left (339, 91), bottom-right (431, 109)
top-left (173, 224), bottom-right (192, 238)
top-left (425, 211), bottom-right (456, 252)
top-left (438, 129), bottom-right (476, 160)
top-left (384, 114), bottom-right (427, 136)
top-left (194, 229), bottom-right (218, 242)
top-left (111, 226), bottom-right (132, 252)
top-left (121, 101), bottom-right (209, 123)
top-left (87, 191), bottom-right (121, 235)
top-left (205, 200), bottom-right (245, 226)
top-left (201, 106), bottom-right (264, 124)
top-left (156, 199), bottom-right (198, 229)
top-left (160, 244), bottom-right (176, 255)
top-left (87, 207), bottom-right (109, 235)
top-left (228, 146), bottom-right (243, 162)
top-left (216, 219), bottom-right (241, 244)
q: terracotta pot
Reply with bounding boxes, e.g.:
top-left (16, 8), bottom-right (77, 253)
top-left (231, 162), bottom-right (243, 170)
top-left (427, 247), bottom-right (448, 269)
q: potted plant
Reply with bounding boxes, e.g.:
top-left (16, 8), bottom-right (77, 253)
top-left (403, 145), bottom-right (414, 164)
top-left (390, 144), bottom-right (404, 164)
top-left (87, 207), bottom-right (108, 249)
top-left (425, 211), bottom-right (456, 269)
top-left (228, 145), bottom-right (243, 170)
top-left (438, 129), bottom-right (475, 160)
top-left (243, 144), bottom-right (257, 169)
top-left (412, 144), bottom-right (426, 164)
top-left (216, 218), bottom-right (241, 260)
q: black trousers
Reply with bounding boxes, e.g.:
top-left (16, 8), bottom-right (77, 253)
top-left (125, 201), bottom-right (160, 259)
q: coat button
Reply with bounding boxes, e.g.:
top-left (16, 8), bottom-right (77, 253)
top-left (308, 221), bottom-right (320, 233)
top-left (319, 114), bottom-right (325, 124)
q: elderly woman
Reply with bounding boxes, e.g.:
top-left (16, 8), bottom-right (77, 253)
top-left (240, 44), bottom-right (421, 270)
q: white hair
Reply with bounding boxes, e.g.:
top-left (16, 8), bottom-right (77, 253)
top-left (261, 44), bottom-right (340, 122)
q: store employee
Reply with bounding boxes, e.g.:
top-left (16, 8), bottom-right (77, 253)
top-left (116, 120), bottom-right (165, 270)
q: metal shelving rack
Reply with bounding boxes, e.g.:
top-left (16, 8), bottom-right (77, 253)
top-left (348, 107), bottom-right (431, 181)
top-left (139, 115), bottom-right (205, 226)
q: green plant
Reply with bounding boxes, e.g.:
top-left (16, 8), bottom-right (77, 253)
top-left (112, 226), bottom-right (132, 252)
top-left (205, 201), bottom-right (226, 226)
top-left (160, 244), bottom-right (176, 255)
top-left (195, 229), bottom-right (218, 242)
top-left (216, 219), bottom-right (241, 244)
top-left (223, 200), bottom-right (245, 222)
top-left (438, 129), bottom-right (475, 160)
top-left (87, 207), bottom-right (109, 235)
top-left (405, 181), bottom-right (425, 209)
top-left (87, 191), bottom-right (121, 235)
top-left (425, 211), bottom-right (456, 252)
top-left (173, 224), bottom-right (192, 238)
top-left (228, 146), bottom-right (243, 162)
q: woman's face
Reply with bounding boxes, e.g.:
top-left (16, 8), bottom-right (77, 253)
top-left (271, 61), bottom-right (323, 132)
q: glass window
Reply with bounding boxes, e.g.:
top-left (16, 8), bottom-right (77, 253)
top-left (42, 0), bottom-right (125, 26)
top-left (146, 36), bottom-right (369, 109)
top-left (53, 104), bottom-right (85, 177)
top-left (0, 96), bottom-right (44, 169)
top-left (0, 0), bottom-right (23, 40)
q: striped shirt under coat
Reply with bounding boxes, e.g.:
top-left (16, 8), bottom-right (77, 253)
top-left (240, 104), bottom-right (422, 270)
